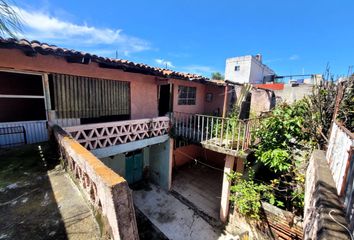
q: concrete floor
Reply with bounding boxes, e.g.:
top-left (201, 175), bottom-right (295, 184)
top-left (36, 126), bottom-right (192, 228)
top-left (133, 184), bottom-right (235, 240)
top-left (0, 144), bottom-right (101, 240)
top-left (172, 163), bottom-right (223, 220)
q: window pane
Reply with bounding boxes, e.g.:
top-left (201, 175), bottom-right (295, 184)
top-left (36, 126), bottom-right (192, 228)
top-left (0, 98), bottom-right (46, 122)
top-left (178, 85), bottom-right (196, 105)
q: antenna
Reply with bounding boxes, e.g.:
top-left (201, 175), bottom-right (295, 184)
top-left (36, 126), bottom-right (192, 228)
top-left (347, 65), bottom-right (353, 77)
top-left (116, 50), bottom-right (118, 59)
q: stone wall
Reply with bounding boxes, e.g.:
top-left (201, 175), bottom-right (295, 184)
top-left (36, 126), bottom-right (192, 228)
top-left (52, 125), bottom-right (139, 240)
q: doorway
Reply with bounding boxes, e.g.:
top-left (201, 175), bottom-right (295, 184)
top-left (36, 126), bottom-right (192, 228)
top-left (158, 84), bottom-right (173, 117)
top-left (125, 150), bottom-right (143, 184)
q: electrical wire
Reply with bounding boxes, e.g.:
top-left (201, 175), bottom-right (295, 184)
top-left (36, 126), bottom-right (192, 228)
top-left (329, 209), bottom-right (354, 240)
top-left (175, 150), bottom-right (224, 172)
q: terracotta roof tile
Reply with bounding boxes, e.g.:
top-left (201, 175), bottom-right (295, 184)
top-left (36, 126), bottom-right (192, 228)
top-left (0, 38), bottom-right (222, 84)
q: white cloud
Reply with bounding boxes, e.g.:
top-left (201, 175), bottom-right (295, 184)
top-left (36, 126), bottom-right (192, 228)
top-left (12, 6), bottom-right (150, 56)
top-left (181, 65), bottom-right (218, 75)
top-left (155, 58), bottom-right (175, 68)
top-left (289, 54), bottom-right (300, 61)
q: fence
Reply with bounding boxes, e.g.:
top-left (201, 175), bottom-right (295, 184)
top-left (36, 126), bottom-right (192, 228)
top-left (172, 112), bottom-right (260, 155)
top-left (326, 120), bottom-right (354, 195)
top-left (326, 120), bottom-right (354, 235)
top-left (0, 120), bottom-right (48, 147)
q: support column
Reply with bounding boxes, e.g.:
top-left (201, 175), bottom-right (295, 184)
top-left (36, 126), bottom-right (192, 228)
top-left (236, 157), bottom-right (244, 174)
top-left (168, 138), bottom-right (174, 190)
top-left (220, 154), bottom-right (235, 222)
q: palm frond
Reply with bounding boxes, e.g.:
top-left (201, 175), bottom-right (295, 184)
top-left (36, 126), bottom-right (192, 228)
top-left (0, 0), bottom-right (22, 38)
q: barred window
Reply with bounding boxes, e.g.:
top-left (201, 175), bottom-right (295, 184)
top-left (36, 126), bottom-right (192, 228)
top-left (178, 86), bottom-right (196, 105)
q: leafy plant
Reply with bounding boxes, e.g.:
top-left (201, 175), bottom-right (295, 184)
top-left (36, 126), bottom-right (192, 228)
top-left (254, 100), bottom-right (312, 173)
top-left (229, 172), bottom-right (276, 220)
top-left (337, 75), bottom-right (354, 132)
top-left (250, 100), bottom-right (314, 215)
top-left (211, 72), bottom-right (224, 80)
top-left (0, 0), bottom-right (22, 38)
top-left (307, 80), bottom-right (337, 147)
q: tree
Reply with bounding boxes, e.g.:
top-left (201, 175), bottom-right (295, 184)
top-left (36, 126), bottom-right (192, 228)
top-left (211, 72), bottom-right (224, 80)
top-left (0, 0), bottom-right (22, 38)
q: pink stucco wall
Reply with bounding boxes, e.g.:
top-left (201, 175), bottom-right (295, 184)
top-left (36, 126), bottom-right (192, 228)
top-left (170, 79), bottom-right (225, 115)
top-left (170, 79), bottom-right (206, 114)
top-left (204, 85), bottom-right (225, 116)
top-left (0, 49), bottom-right (158, 120)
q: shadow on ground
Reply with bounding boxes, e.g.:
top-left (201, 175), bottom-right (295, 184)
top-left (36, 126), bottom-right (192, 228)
top-left (0, 142), bottom-right (68, 240)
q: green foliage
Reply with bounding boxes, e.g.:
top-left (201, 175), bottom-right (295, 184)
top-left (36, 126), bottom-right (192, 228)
top-left (229, 172), bottom-right (276, 220)
top-left (254, 100), bottom-right (312, 172)
top-left (308, 81), bottom-right (337, 147)
top-left (337, 76), bottom-right (354, 132)
top-left (211, 72), bottom-right (224, 80)
top-left (0, 0), bottom-right (22, 38)
top-left (242, 99), bottom-right (315, 216)
top-left (230, 79), bottom-right (346, 218)
top-left (211, 118), bottom-right (240, 139)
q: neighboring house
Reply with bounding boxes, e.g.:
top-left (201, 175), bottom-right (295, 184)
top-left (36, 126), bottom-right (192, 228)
top-left (0, 39), bottom-right (277, 233)
top-left (271, 74), bottom-right (323, 104)
top-left (224, 54), bottom-right (275, 84)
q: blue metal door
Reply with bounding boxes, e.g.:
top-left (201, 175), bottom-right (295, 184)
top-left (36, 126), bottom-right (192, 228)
top-left (125, 152), bottom-right (143, 184)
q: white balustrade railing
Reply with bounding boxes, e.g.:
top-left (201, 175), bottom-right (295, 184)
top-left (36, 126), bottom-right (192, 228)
top-left (172, 112), bottom-right (260, 153)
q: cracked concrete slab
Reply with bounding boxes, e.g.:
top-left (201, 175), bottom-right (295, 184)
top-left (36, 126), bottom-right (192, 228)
top-left (0, 143), bottom-right (101, 240)
top-left (133, 184), bottom-right (236, 240)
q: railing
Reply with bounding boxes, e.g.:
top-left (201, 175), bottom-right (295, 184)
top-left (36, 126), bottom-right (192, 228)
top-left (172, 112), bottom-right (260, 155)
top-left (64, 117), bottom-right (170, 150)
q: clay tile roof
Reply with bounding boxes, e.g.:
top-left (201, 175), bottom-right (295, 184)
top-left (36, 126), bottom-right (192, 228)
top-left (0, 37), bottom-right (219, 83)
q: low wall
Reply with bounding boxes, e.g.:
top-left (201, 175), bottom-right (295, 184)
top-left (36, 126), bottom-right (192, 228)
top-left (304, 150), bottom-right (350, 240)
top-left (52, 125), bottom-right (139, 240)
top-left (227, 202), bottom-right (302, 240)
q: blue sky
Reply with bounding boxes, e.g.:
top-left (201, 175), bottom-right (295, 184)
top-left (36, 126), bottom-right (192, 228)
top-left (13, 0), bottom-right (354, 78)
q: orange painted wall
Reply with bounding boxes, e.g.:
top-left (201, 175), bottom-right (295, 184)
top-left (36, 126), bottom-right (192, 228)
top-left (0, 49), bottom-right (158, 119)
top-left (173, 144), bottom-right (225, 168)
top-left (174, 145), bottom-right (202, 167)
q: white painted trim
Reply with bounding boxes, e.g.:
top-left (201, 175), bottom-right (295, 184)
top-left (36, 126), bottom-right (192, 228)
top-left (92, 135), bottom-right (169, 158)
top-left (0, 94), bottom-right (45, 99)
top-left (42, 73), bottom-right (51, 121)
top-left (0, 120), bottom-right (47, 124)
top-left (0, 67), bottom-right (44, 76)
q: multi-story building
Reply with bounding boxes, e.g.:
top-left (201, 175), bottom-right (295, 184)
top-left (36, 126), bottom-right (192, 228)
top-left (224, 54), bottom-right (275, 84)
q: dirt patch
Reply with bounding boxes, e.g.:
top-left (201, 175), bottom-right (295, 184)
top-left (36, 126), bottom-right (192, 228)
top-left (0, 142), bottom-right (68, 240)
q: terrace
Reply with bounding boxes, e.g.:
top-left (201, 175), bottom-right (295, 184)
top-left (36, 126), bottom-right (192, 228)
top-left (171, 112), bottom-right (259, 157)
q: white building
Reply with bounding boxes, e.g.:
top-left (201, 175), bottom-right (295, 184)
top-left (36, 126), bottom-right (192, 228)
top-left (224, 54), bottom-right (275, 84)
